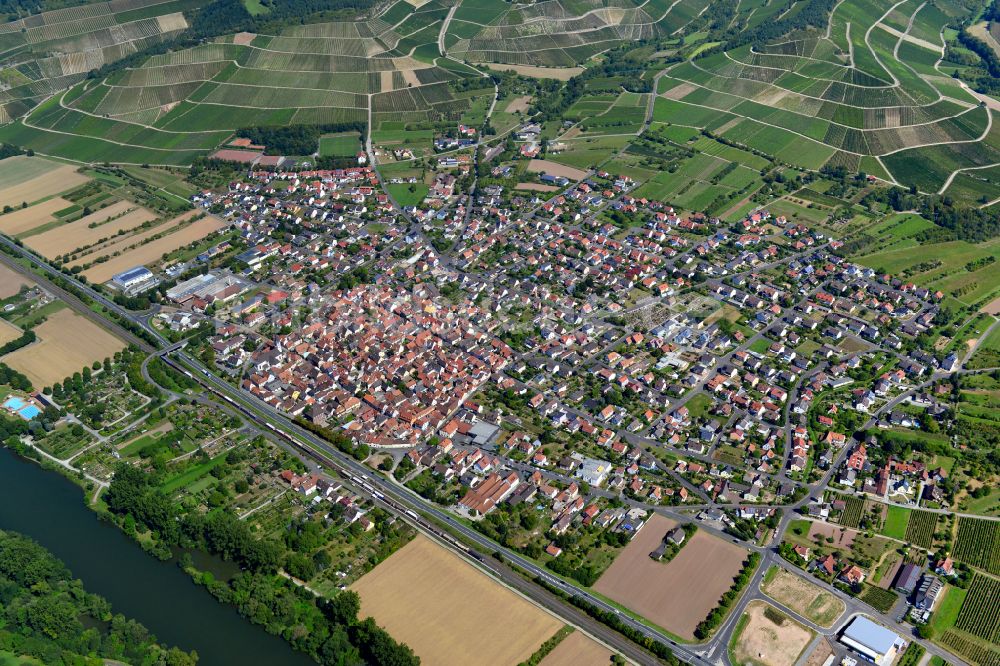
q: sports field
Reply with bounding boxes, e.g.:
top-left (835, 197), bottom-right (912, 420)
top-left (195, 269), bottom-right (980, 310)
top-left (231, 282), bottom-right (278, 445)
top-left (2, 309), bottom-right (126, 388)
top-left (593, 514), bottom-right (747, 640)
top-left (352, 535), bottom-right (561, 665)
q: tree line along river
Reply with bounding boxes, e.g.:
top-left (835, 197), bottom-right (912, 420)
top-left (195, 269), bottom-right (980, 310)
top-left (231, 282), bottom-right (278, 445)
top-left (0, 447), bottom-right (315, 666)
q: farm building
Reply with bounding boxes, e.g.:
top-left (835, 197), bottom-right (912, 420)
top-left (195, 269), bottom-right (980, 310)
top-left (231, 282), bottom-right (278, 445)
top-left (839, 616), bottom-right (905, 665)
top-left (894, 563), bottom-right (922, 595)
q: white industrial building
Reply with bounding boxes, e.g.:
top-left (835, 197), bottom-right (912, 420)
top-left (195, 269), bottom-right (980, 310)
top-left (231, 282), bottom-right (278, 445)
top-left (839, 616), bottom-right (905, 665)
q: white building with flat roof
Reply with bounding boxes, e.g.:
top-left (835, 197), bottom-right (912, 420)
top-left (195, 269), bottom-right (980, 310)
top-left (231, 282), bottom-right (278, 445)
top-left (840, 616), bottom-right (905, 665)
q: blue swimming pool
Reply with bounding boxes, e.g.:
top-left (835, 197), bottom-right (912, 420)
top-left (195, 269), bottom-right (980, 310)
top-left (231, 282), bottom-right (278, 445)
top-left (3, 397), bottom-right (25, 410)
top-left (18, 405), bottom-right (41, 420)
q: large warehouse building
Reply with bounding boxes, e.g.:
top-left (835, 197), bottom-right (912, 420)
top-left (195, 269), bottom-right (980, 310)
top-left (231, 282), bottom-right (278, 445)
top-left (840, 616), bottom-right (906, 664)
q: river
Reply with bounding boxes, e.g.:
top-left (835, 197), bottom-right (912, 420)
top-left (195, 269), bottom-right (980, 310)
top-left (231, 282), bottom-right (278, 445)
top-left (0, 448), bottom-right (315, 666)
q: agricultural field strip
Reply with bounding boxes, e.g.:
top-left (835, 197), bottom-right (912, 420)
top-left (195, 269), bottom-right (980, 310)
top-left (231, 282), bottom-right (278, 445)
top-left (861, 0), bottom-right (906, 87)
top-left (57, 51), bottom-right (466, 129)
top-left (447, 0), bottom-right (684, 30)
top-left (0, 0), bottom-right (182, 32)
top-left (727, 49), bottom-right (893, 87)
top-left (17, 105), bottom-right (210, 153)
top-left (448, 0), bottom-right (693, 55)
top-left (660, 56), bottom-right (991, 156)
top-left (654, 91), bottom-right (989, 159)
top-left (937, 161), bottom-right (1000, 196)
top-left (892, 1), bottom-right (937, 60)
top-left (58, 89), bottom-right (229, 133)
top-left (679, 55), bottom-right (971, 113)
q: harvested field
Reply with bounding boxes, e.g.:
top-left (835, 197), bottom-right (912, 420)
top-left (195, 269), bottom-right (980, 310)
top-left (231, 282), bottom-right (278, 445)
top-left (482, 64), bottom-right (583, 80)
top-left (353, 535), bottom-right (561, 665)
top-left (662, 82), bottom-right (697, 101)
top-left (540, 631), bottom-right (614, 666)
top-left (0, 319), bottom-right (22, 346)
top-left (505, 95), bottom-right (533, 113)
top-left (730, 601), bottom-right (814, 666)
top-left (981, 296), bottom-right (1000, 315)
top-left (25, 202), bottom-right (157, 258)
top-left (0, 264), bottom-right (32, 298)
top-left (0, 159), bottom-right (89, 205)
top-left (808, 521), bottom-right (857, 549)
top-left (593, 514), bottom-right (748, 640)
top-left (761, 567), bottom-right (845, 628)
top-left (526, 159), bottom-right (588, 180)
top-left (79, 213), bottom-right (225, 283)
top-left (401, 69), bottom-right (421, 87)
top-left (2, 309), bottom-right (125, 388)
top-left (232, 32), bottom-right (256, 45)
top-left (516, 183), bottom-right (560, 192)
top-left (0, 198), bottom-right (71, 236)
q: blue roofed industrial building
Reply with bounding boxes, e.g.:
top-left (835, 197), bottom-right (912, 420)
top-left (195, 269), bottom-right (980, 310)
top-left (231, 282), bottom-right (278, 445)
top-left (111, 266), bottom-right (159, 295)
top-left (839, 616), bottom-right (905, 664)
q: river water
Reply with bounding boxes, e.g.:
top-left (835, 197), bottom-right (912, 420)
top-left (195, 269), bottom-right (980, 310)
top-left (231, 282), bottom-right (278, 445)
top-left (0, 448), bottom-right (315, 666)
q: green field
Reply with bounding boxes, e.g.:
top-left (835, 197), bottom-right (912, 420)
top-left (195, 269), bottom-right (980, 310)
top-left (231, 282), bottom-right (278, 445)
top-left (881, 505), bottom-right (911, 540)
top-left (319, 132), bottom-right (362, 158)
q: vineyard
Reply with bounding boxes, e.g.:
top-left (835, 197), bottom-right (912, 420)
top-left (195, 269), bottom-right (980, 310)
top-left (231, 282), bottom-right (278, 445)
top-left (446, 0), bottom-right (711, 67)
top-left (649, 0), bottom-right (1000, 192)
top-left (0, 0), bottom-right (492, 165)
top-left (955, 574), bottom-right (1000, 643)
top-left (860, 584), bottom-right (897, 612)
top-left (904, 510), bottom-right (938, 549)
top-left (0, 0), bottom-right (198, 123)
top-left (939, 630), bottom-right (1000, 666)
top-left (954, 517), bottom-right (1000, 576)
top-left (839, 496), bottom-right (865, 528)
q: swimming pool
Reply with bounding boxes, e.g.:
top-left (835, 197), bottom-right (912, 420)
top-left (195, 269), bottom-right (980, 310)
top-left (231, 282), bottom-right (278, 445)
top-left (3, 397), bottom-right (25, 410)
top-left (18, 405), bottom-right (40, 420)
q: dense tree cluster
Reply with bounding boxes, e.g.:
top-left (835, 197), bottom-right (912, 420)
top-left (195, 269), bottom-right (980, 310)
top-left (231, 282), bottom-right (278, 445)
top-left (0, 329), bottom-right (35, 356)
top-left (295, 416), bottom-right (371, 460)
top-left (957, 29), bottom-right (1000, 95)
top-left (235, 122), bottom-right (366, 156)
top-left (861, 187), bottom-right (1000, 241)
top-left (0, 529), bottom-right (197, 665)
top-left (531, 43), bottom-right (668, 122)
